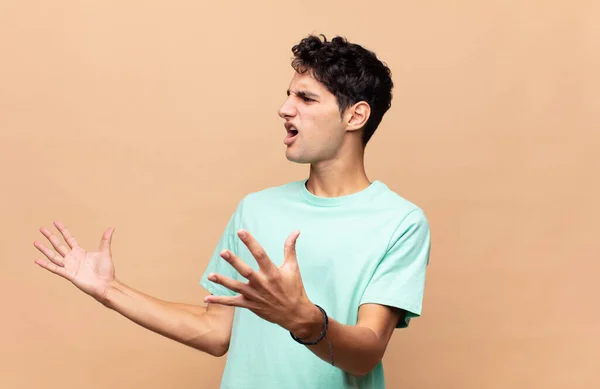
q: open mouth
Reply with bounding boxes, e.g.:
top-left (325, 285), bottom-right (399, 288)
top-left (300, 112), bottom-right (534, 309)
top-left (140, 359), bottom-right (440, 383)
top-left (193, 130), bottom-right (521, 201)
top-left (284, 126), bottom-right (299, 145)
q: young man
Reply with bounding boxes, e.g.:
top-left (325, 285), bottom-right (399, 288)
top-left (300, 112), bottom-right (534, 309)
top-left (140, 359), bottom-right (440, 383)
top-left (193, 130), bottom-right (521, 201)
top-left (33, 35), bottom-right (431, 388)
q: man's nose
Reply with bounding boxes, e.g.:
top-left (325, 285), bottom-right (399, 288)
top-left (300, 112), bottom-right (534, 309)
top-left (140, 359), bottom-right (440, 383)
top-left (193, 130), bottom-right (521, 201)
top-left (278, 98), bottom-right (296, 119)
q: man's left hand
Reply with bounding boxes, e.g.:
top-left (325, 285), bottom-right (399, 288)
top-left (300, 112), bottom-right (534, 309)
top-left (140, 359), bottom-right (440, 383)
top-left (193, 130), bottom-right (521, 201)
top-left (204, 229), bottom-right (321, 337)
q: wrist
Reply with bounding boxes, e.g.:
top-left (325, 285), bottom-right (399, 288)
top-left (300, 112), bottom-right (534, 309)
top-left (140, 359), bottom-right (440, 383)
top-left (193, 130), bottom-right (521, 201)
top-left (288, 302), bottom-right (324, 341)
top-left (99, 278), bottom-right (123, 308)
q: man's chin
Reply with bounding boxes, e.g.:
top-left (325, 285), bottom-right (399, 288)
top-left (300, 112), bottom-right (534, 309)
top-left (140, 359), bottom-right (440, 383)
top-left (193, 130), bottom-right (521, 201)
top-left (285, 151), bottom-right (310, 164)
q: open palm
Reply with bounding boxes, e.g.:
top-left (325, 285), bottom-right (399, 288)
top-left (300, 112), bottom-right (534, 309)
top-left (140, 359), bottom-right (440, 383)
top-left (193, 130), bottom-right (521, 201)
top-left (34, 220), bottom-right (116, 304)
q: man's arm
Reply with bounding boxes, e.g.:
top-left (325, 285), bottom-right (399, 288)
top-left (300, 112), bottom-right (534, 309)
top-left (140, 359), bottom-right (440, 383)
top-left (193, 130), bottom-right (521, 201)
top-left (292, 208), bottom-right (430, 375)
top-left (33, 221), bottom-right (236, 358)
top-left (290, 303), bottom-right (403, 377)
top-left (104, 280), bottom-right (235, 356)
top-left (203, 229), bottom-right (409, 376)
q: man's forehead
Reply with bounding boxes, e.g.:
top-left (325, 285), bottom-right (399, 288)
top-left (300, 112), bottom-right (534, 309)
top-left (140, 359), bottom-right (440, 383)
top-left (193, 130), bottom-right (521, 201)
top-left (287, 72), bottom-right (326, 95)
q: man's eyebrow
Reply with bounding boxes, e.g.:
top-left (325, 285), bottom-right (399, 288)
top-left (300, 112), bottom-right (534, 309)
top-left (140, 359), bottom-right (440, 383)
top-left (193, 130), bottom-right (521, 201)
top-left (287, 89), bottom-right (320, 99)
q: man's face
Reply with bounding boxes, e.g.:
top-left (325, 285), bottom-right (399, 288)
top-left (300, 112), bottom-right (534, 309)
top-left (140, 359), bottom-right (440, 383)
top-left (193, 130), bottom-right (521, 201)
top-left (278, 70), bottom-right (347, 164)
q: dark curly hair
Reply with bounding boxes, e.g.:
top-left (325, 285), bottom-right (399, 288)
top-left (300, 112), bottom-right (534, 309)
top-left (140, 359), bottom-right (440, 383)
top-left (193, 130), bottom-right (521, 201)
top-left (290, 34), bottom-right (393, 146)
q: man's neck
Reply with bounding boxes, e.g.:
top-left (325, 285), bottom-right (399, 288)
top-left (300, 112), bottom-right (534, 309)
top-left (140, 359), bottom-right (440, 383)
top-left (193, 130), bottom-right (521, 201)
top-left (306, 156), bottom-right (371, 198)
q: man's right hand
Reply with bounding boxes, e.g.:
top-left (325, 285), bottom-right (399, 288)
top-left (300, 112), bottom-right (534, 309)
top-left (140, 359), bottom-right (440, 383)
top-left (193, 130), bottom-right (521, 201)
top-left (32, 220), bottom-right (235, 356)
top-left (34, 220), bottom-right (116, 305)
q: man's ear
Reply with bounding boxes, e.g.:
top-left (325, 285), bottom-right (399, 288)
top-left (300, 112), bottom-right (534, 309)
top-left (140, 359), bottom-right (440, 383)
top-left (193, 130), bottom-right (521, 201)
top-left (345, 101), bottom-right (371, 132)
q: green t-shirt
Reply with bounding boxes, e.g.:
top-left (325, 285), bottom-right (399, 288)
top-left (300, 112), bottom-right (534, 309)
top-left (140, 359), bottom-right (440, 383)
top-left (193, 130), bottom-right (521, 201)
top-left (199, 178), bottom-right (431, 389)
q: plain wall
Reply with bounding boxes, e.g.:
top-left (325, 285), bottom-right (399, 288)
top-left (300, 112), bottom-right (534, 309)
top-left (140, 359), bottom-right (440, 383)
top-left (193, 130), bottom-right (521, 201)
top-left (1, 1), bottom-right (598, 388)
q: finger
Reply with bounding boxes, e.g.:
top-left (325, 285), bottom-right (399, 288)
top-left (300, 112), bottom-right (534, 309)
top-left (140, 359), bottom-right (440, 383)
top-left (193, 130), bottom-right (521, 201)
top-left (34, 258), bottom-right (67, 278)
top-left (237, 229), bottom-right (277, 274)
top-left (283, 230), bottom-right (301, 265)
top-left (220, 250), bottom-right (257, 282)
top-left (203, 293), bottom-right (247, 308)
top-left (53, 221), bottom-right (79, 249)
top-left (33, 241), bottom-right (64, 267)
top-left (99, 227), bottom-right (115, 254)
top-left (207, 272), bottom-right (251, 296)
top-left (39, 227), bottom-right (70, 257)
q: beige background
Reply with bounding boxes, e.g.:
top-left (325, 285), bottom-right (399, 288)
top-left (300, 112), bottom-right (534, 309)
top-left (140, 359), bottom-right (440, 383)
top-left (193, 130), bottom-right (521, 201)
top-left (1, 1), bottom-right (598, 388)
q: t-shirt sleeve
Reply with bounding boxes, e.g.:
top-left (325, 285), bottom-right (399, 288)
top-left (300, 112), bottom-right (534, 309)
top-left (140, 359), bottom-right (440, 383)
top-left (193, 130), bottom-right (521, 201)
top-left (199, 198), bottom-right (246, 297)
top-left (359, 208), bottom-right (431, 328)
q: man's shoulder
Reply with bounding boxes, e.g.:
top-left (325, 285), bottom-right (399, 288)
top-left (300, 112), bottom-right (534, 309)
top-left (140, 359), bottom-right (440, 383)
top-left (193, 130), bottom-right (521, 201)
top-left (375, 181), bottom-right (428, 220)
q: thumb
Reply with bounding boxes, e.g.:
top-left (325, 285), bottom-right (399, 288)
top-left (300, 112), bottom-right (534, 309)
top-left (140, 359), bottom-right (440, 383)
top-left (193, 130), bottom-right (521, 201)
top-left (283, 230), bottom-right (301, 265)
top-left (99, 227), bottom-right (115, 255)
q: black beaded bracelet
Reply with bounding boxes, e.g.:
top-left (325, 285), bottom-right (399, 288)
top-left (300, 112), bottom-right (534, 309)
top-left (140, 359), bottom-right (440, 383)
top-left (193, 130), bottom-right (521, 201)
top-left (289, 304), bottom-right (335, 366)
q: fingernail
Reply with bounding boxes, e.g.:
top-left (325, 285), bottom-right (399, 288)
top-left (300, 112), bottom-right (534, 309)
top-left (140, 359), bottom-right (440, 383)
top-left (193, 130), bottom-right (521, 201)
top-left (238, 230), bottom-right (247, 238)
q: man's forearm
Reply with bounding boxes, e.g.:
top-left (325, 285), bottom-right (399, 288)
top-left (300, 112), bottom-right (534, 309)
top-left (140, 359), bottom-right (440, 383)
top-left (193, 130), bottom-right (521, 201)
top-left (290, 306), bottom-right (383, 377)
top-left (102, 279), bottom-right (229, 356)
